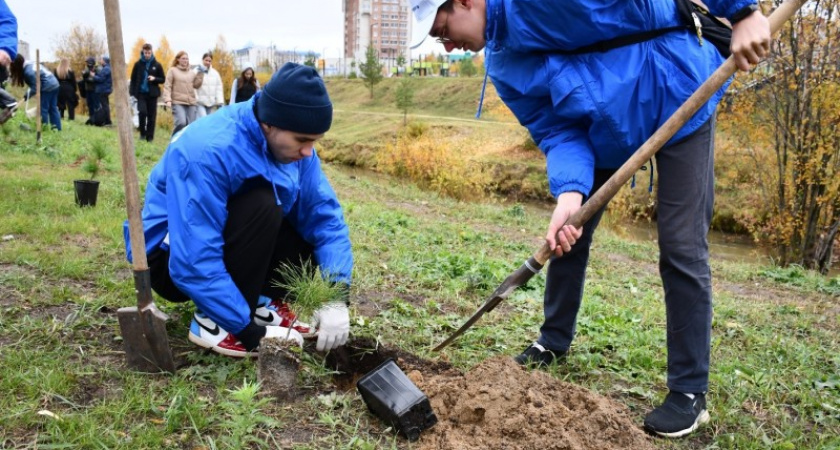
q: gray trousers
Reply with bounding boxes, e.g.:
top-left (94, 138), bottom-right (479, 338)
top-left (538, 117), bottom-right (715, 394)
top-left (171, 103), bottom-right (196, 134)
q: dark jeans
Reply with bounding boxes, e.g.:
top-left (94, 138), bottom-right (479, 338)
top-left (136, 93), bottom-right (158, 141)
top-left (538, 117), bottom-right (715, 394)
top-left (98, 93), bottom-right (111, 125)
top-left (85, 94), bottom-right (99, 123)
top-left (40, 89), bottom-right (61, 131)
top-left (148, 186), bottom-right (315, 313)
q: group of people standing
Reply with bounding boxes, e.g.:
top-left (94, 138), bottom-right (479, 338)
top-left (3, 52), bottom-right (113, 131)
top-left (128, 43), bottom-right (263, 140)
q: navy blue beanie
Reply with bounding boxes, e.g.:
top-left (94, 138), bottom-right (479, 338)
top-left (257, 62), bottom-right (332, 135)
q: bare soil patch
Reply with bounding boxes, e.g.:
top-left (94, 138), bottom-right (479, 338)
top-left (327, 339), bottom-right (656, 450)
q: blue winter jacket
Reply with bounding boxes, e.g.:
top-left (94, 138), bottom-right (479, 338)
top-left (124, 93), bottom-right (353, 336)
top-left (0, 0), bottom-right (16, 60)
top-left (484, 0), bottom-right (750, 197)
top-left (93, 63), bottom-right (112, 94)
top-left (22, 62), bottom-right (59, 98)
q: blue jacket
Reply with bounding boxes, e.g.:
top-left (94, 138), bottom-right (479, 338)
top-left (0, 0), bottom-right (16, 61)
top-left (485, 0), bottom-right (749, 197)
top-left (93, 63), bottom-right (112, 94)
top-left (124, 93), bottom-right (353, 336)
top-left (23, 62), bottom-right (59, 98)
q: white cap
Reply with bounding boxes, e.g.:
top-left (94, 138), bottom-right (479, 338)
top-left (410, 0), bottom-right (448, 49)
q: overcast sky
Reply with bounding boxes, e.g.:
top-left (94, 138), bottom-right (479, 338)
top-left (7, 0), bottom-right (442, 62)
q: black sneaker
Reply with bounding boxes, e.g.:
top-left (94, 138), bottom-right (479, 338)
top-left (513, 342), bottom-right (565, 367)
top-left (644, 392), bottom-right (710, 438)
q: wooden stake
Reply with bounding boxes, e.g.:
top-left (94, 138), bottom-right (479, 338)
top-left (35, 49), bottom-right (41, 143)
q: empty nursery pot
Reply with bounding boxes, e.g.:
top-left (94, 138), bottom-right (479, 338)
top-left (356, 358), bottom-right (437, 442)
top-left (74, 180), bottom-right (100, 207)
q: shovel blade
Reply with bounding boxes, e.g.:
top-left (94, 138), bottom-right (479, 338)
top-left (117, 304), bottom-right (176, 373)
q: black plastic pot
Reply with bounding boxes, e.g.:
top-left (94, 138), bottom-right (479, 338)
top-left (74, 179), bottom-right (100, 207)
top-left (357, 358), bottom-right (437, 441)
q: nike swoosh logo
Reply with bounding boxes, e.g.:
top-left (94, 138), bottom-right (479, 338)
top-left (196, 317), bottom-right (220, 335)
top-left (254, 311), bottom-right (275, 323)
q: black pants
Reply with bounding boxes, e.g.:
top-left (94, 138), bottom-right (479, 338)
top-left (98, 93), bottom-right (111, 125)
top-left (539, 117), bottom-right (715, 394)
top-left (148, 186), bottom-right (315, 312)
top-left (136, 93), bottom-right (158, 141)
top-left (57, 95), bottom-right (76, 120)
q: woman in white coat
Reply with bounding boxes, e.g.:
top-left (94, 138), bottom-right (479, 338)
top-left (194, 52), bottom-right (224, 118)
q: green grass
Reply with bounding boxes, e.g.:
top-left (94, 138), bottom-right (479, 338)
top-left (0, 107), bottom-right (838, 449)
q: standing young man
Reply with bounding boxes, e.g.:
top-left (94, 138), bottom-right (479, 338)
top-left (129, 43), bottom-right (165, 142)
top-left (125, 62), bottom-right (352, 357)
top-left (410, 0), bottom-right (771, 438)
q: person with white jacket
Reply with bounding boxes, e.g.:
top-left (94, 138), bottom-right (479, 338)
top-left (194, 52), bottom-right (224, 118)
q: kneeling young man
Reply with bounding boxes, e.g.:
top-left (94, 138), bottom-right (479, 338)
top-left (125, 62), bottom-right (352, 357)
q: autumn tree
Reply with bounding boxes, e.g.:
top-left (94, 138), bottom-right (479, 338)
top-left (721, 0), bottom-right (840, 273)
top-left (155, 35), bottom-right (175, 74)
top-left (395, 76), bottom-right (414, 125)
top-left (359, 45), bottom-right (383, 98)
top-left (211, 35), bottom-right (235, 104)
top-left (52, 23), bottom-right (106, 76)
top-left (126, 37), bottom-right (147, 79)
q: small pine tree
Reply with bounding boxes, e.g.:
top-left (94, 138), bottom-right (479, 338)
top-left (459, 56), bottom-right (477, 77)
top-left (359, 46), bottom-right (383, 98)
top-left (395, 77), bottom-right (414, 126)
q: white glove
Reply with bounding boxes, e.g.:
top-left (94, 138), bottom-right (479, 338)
top-left (263, 325), bottom-right (304, 347)
top-left (311, 303), bottom-right (350, 352)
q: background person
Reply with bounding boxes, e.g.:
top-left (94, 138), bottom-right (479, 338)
top-left (129, 43), bottom-right (165, 142)
top-left (125, 62), bottom-right (352, 357)
top-left (9, 53), bottom-right (61, 131)
top-left (229, 64), bottom-right (259, 104)
top-left (193, 52), bottom-right (224, 118)
top-left (54, 58), bottom-right (78, 120)
top-left (162, 51), bottom-right (204, 134)
top-left (93, 55), bottom-right (113, 125)
top-left (410, 0), bottom-right (771, 439)
top-left (80, 57), bottom-right (99, 124)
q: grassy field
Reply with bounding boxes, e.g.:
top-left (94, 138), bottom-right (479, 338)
top-left (0, 103), bottom-right (838, 449)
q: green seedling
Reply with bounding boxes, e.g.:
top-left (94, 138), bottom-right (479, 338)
top-left (82, 140), bottom-right (107, 180)
top-left (272, 259), bottom-right (346, 338)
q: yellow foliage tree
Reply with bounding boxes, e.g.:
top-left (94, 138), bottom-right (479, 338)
top-left (52, 23), bottom-right (106, 77)
top-left (155, 35), bottom-right (175, 74)
top-left (211, 35), bottom-right (236, 103)
top-left (126, 37), bottom-right (147, 79)
top-left (719, 0), bottom-right (840, 273)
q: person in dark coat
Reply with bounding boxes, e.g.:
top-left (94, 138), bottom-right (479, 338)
top-left (80, 56), bottom-right (99, 123)
top-left (54, 58), bottom-right (78, 120)
top-left (129, 43), bottom-right (165, 141)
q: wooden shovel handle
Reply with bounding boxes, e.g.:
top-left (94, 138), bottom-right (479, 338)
top-left (532, 0), bottom-right (806, 266)
top-left (103, 0), bottom-right (153, 309)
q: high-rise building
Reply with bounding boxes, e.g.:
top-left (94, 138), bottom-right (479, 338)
top-left (343, 0), bottom-right (412, 72)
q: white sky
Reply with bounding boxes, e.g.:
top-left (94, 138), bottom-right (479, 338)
top-left (7, 0), bottom-right (443, 63)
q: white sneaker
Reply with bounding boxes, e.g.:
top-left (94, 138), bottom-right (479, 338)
top-left (254, 296), bottom-right (315, 338)
top-left (188, 311), bottom-right (255, 358)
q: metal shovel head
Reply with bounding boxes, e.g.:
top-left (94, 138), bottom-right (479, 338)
top-left (117, 303), bottom-right (176, 373)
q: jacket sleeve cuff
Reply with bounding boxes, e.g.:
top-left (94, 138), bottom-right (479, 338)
top-left (234, 321), bottom-right (266, 351)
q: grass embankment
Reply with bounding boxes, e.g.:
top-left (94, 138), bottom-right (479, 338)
top-left (1, 105), bottom-right (838, 449)
top-left (323, 77), bottom-right (777, 234)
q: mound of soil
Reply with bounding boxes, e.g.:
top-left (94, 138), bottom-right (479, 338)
top-left (413, 357), bottom-right (656, 450)
top-left (327, 341), bottom-right (656, 450)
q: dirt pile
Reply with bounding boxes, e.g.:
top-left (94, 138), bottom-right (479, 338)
top-left (413, 357), bottom-right (656, 450)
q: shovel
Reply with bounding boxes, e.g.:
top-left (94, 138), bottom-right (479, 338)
top-left (103, 0), bottom-right (176, 373)
top-left (433, 0), bottom-right (808, 352)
